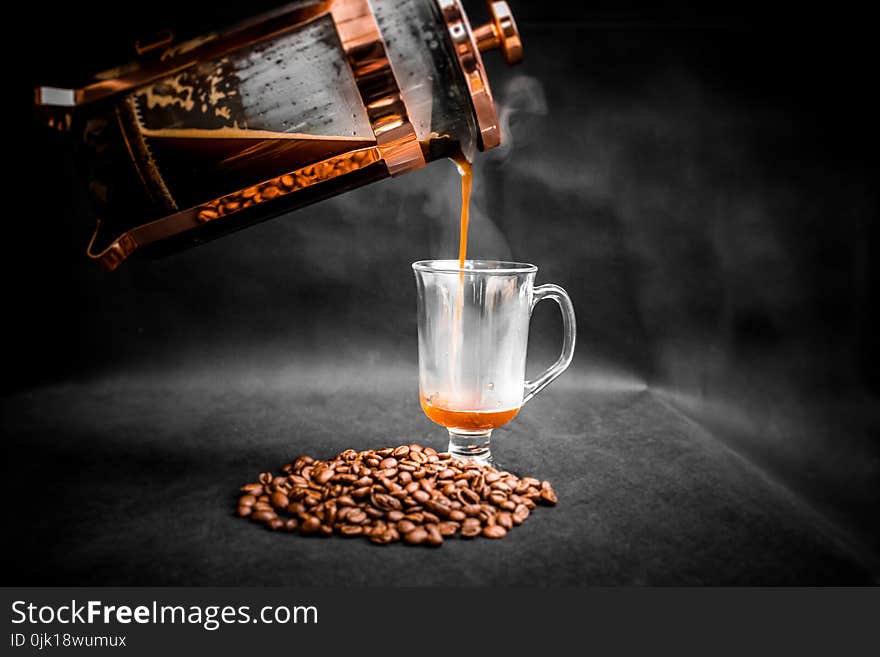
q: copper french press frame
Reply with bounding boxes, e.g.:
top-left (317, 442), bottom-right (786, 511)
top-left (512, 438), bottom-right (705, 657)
top-left (36, 0), bottom-right (521, 270)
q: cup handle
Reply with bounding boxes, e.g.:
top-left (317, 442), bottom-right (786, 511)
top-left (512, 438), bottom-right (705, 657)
top-left (522, 284), bottom-right (576, 404)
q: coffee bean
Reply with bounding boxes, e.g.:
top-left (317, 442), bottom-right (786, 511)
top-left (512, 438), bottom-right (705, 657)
top-left (513, 504), bottom-right (530, 524)
top-left (387, 510), bottom-right (404, 522)
top-left (372, 492), bottom-right (402, 511)
top-left (426, 525), bottom-right (444, 546)
top-left (315, 469), bottom-right (335, 485)
top-left (483, 525), bottom-right (507, 539)
top-left (253, 502), bottom-right (273, 513)
top-left (252, 510), bottom-right (276, 523)
top-left (398, 520), bottom-right (417, 534)
top-left (239, 494), bottom-right (257, 507)
top-left (271, 492), bottom-right (289, 509)
top-left (449, 509), bottom-right (466, 522)
top-left (347, 509), bottom-right (368, 525)
top-left (289, 475), bottom-right (309, 488)
top-left (438, 468), bottom-right (455, 479)
top-left (284, 518), bottom-right (298, 531)
top-left (379, 457), bottom-right (398, 469)
top-left (268, 518), bottom-right (284, 531)
top-left (340, 524), bottom-right (363, 536)
top-left (425, 500), bottom-right (451, 517)
top-left (404, 528), bottom-right (428, 545)
top-left (461, 519), bottom-right (481, 538)
top-left (497, 512), bottom-right (514, 530)
top-left (539, 485), bottom-right (558, 505)
top-left (237, 505), bottom-right (252, 517)
top-left (365, 506), bottom-right (385, 519)
top-left (412, 490), bottom-right (430, 504)
top-left (286, 502), bottom-right (306, 515)
top-left (300, 516), bottom-right (321, 534)
top-left (370, 528), bottom-right (395, 545)
top-left (392, 445), bottom-right (410, 457)
top-left (462, 504), bottom-right (481, 517)
top-left (438, 521), bottom-right (459, 537)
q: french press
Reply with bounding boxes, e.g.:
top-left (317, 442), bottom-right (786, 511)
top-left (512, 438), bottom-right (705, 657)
top-left (35, 0), bottom-right (522, 270)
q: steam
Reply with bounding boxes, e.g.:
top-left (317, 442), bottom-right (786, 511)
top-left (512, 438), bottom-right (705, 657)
top-left (488, 75), bottom-right (549, 164)
top-left (420, 74), bottom-right (550, 262)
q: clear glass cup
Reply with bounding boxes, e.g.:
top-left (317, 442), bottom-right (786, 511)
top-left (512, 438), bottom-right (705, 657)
top-left (412, 260), bottom-right (576, 465)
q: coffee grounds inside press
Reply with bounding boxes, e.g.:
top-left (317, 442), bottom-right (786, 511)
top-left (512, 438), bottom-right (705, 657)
top-left (235, 444), bottom-right (557, 546)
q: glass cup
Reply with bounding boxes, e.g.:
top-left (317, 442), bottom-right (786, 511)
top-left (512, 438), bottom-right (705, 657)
top-left (412, 260), bottom-right (576, 465)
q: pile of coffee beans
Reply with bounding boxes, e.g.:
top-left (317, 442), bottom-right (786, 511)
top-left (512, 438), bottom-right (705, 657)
top-left (235, 444), bottom-right (557, 546)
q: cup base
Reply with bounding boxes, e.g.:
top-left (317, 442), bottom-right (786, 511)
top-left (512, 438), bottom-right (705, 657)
top-left (446, 429), bottom-right (495, 467)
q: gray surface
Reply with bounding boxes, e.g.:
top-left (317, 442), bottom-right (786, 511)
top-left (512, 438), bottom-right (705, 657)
top-left (2, 362), bottom-right (872, 585)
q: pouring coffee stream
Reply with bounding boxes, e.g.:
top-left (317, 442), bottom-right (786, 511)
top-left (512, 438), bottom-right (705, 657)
top-left (419, 152), bottom-right (522, 434)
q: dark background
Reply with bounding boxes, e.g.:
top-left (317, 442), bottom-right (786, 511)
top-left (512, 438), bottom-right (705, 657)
top-left (3, 0), bottom-right (878, 584)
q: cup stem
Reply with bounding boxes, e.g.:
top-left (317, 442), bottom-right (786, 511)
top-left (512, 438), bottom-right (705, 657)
top-left (446, 429), bottom-right (494, 466)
